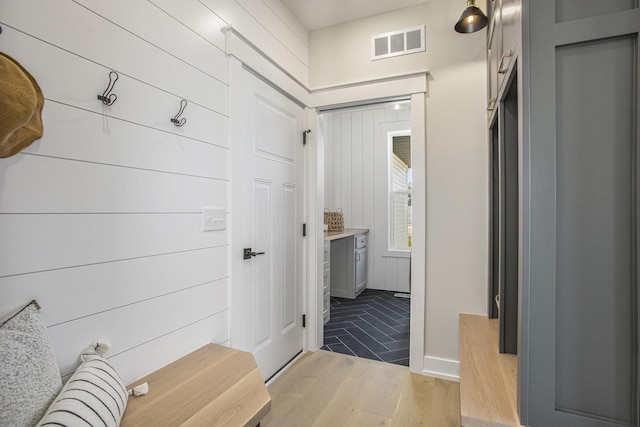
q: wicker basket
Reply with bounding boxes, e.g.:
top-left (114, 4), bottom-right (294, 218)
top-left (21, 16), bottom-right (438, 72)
top-left (324, 208), bottom-right (344, 232)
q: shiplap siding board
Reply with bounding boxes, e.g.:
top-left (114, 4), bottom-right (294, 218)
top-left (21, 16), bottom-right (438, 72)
top-left (27, 103), bottom-right (228, 179)
top-left (72, 0), bottom-right (229, 83)
top-left (374, 109), bottom-right (388, 290)
top-left (49, 279), bottom-right (229, 376)
top-left (0, 0), bottom-right (228, 112)
top-left (235, 0), bottom-right (309, 65)
top-left (362, 110), bottom-right (376, 241)
top-left (323, 105), bottom-right (411, 292)
top-left (385, 258), bottom-right (399, 291)
top-left (0, 27), bottom-right (228, 144)
top-left (0, 155), bottom-right (227, 213)
top-left (109, 317), bottom-right (230, 385)
top-left (340, 114), bottom-right (353, 228)
top-left (331, 114), bottom-right (341, 210)
top-left (0, 214), bottom-right (228, 277)
top-left (201, 0), bottom-right (309, 87)
top-left (321, 115), bottom-right (335, 210)
top-left (351, 111), bottom-right (364, 227)
top-left (397, 258), bottom-right (411, 293)
top-left (262, 0), bottom-right (309, 47)
top-left (362, 110), bottom-right (377, 291)
top-left (0, 246), bottom-right (228, 327)
top-left (373, 109), bottom-right (388, 290)
top-left (148, 0), bottom-right (228, 51)
top-left (0, 0), bottom-right (307, 385)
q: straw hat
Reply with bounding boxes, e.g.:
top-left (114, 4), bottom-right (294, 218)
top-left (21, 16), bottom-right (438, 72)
top-left (0, 52), bottom-right (44, 158)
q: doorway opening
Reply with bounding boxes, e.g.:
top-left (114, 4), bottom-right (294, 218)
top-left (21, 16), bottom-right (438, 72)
top-left (318, 100), bottom-right (413, 366)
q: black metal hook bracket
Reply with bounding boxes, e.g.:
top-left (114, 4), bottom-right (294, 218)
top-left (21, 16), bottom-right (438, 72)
top-left (171, 99), bottom-right (188, 127)
top-left (97, 71), bottom-right (119, 106)
top-left (303, 129), bottom-right (311, 145)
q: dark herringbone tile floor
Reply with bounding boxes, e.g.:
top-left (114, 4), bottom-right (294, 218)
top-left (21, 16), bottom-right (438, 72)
top-left (321, 289), bottom-right (411, 366)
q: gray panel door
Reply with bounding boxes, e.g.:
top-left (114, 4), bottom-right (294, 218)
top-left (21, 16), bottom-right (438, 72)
top-left (523, 2), bottom-right (639, 426)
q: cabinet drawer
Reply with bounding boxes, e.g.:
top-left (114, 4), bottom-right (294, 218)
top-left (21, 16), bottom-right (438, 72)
top-left (323, 241), bottom-right (330, 268)
top-left (355, 234), bottom-right (368, 249)
top-left (323, 270), bottom-right (330, 292)
top-left (323, 293), bottom-right (331, 324)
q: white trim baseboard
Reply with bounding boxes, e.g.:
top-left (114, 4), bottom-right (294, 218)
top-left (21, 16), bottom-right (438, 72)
top-left (423, 355), bottom-right (460, 382)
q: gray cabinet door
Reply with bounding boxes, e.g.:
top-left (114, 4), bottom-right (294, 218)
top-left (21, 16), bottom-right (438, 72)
top-left (355, 247), bottom-right (367, 295)
top-left (523, 2), bottom-right (639, 426)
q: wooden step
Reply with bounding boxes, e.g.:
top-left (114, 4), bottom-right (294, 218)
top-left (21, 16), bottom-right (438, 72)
top-left (459, 313), bottom-right (521, 427)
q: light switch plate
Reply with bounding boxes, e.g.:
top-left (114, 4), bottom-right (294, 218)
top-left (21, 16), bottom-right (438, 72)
top-left (202, 207), bottom-right (226, 231)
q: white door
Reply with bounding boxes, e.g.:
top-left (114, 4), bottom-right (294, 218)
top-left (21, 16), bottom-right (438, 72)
top-left (231, 63), bottom-right (304, 381)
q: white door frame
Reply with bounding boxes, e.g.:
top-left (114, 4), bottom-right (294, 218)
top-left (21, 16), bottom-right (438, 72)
top-left (306, 73), bottom-right (428, 374)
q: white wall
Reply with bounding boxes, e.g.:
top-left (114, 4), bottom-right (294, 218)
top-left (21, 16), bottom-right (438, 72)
top-left (421, 1), bottom-right (488, 377)
top-left (309, 6), bottom-right (427, 88)
top-left (309, 0), bottom-right (488, 377)
top-left (0, 0), bottom-right (307, 385)
top-left (321, 103), bottom-right (411, 293)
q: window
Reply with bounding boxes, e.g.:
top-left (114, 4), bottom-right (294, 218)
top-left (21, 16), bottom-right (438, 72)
top-left (389, 133), bottom-right (412, 251)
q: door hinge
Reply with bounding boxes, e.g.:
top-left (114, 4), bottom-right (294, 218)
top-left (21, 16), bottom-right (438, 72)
top-left (302, 129), bottom-right (311, 145)
top-left (302, 314), bottom-right (306, 328)
top-left (302, 223), bottom-right (307, 237)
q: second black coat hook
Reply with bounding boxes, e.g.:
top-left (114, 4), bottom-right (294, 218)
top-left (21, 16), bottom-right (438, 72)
top-left (97, 71), bottom-right (119, 106)
top-left (171, 99), bottom-right (188, 127)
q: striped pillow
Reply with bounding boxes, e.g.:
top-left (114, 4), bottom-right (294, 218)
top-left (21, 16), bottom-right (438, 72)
top-left (38, 354), bottom-right (128, 427)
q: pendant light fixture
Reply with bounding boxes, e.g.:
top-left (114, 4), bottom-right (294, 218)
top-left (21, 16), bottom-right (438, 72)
top-left (454, 0), bottom-right (488, 33)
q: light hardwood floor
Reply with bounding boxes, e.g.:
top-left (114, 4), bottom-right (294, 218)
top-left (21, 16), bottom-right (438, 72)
top-left (262, 350), bottom-right (460, 426)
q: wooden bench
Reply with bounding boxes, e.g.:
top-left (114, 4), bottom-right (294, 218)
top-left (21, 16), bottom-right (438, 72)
top-left (121, 343), bottom-right (271, 427)
top-left (459, 313), bottom-right (521, 427)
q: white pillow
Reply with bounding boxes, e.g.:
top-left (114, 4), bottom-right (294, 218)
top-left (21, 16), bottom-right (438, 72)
top-left (0, 301), bottom-right (62, 427)
top-left (38, 342), bottom-right (128, 427)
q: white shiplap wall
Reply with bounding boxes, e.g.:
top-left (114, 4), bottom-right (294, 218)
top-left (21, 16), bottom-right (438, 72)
top-left (322, 104), bottom-right (411, 293)
top-left (0, 0), bottom-right (308, 385)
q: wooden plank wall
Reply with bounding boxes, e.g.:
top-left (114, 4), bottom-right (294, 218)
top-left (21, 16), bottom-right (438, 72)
top-left (0, 0), bottom-right (308, 385)
top-left (322, 105), bottom-right (411, 293)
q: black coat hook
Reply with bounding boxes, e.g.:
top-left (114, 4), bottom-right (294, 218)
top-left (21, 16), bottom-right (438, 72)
top-left (171, 99), bottom-right (187, 127)
top-left (97, 71), bottom-right (119, 106)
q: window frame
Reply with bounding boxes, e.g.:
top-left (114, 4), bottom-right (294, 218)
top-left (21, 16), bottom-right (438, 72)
top-left (386, 130), bottom-right (412, 256)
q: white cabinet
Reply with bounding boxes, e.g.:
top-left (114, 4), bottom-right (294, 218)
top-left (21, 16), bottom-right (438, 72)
top-left (323, 241), bottom-right (331, 324)
top-left (354, 234), bottom-right (368, 295)
top-left (329, 232), bottom-right (368, 299)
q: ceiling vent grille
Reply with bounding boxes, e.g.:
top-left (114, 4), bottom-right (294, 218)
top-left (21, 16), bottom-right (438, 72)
top-left (371, 25), bottom-right (425, 60)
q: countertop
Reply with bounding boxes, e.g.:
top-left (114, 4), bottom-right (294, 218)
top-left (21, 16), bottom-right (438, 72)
top-left (324, 228), bottom-right (369, 241)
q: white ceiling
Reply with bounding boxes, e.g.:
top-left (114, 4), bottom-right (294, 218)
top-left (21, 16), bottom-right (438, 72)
top-left (279, 0), bottom-right (431, 31)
